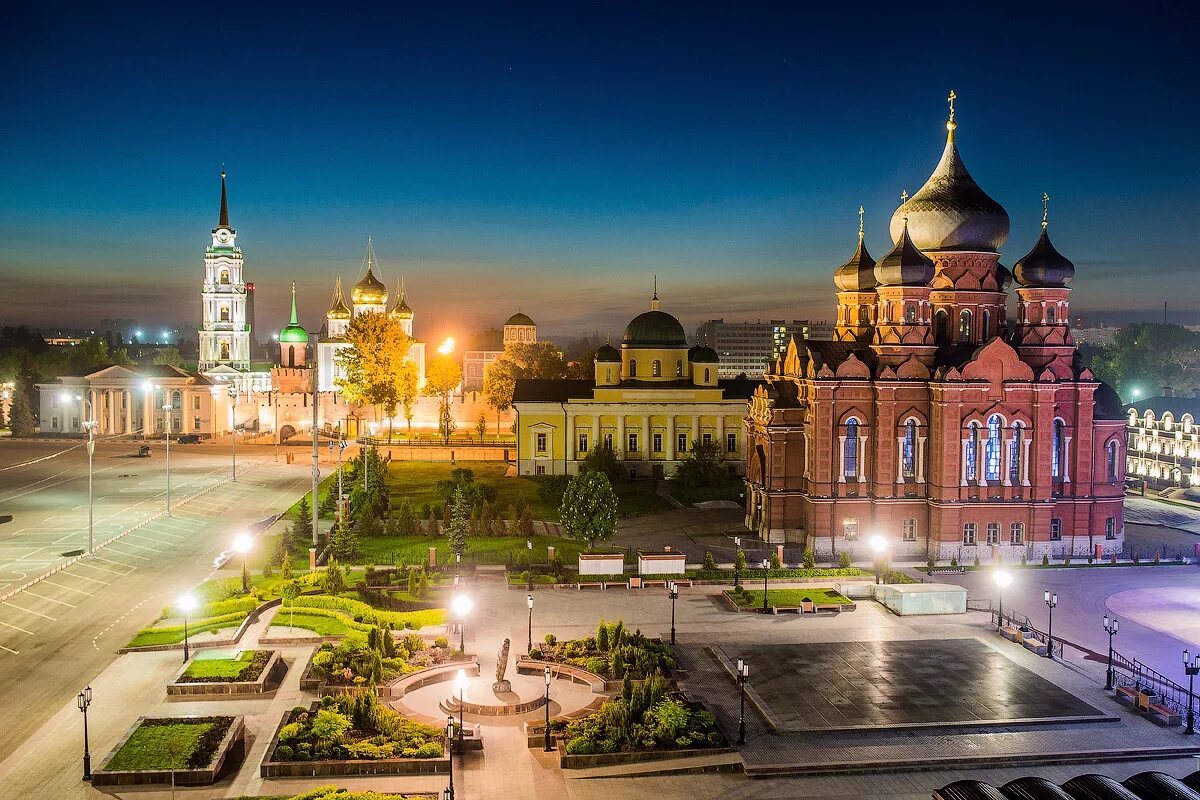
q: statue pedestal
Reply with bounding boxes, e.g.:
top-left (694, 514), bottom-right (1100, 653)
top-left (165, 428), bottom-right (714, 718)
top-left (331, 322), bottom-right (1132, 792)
top-left (492, 680), bottom-right (512, 693)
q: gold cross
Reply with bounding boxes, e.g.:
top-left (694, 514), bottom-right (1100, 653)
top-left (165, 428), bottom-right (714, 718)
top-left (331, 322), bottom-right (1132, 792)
top-left (1042, 192), bottom-right (1050, 228)
top-left (948, 89), bottom-right (956, 122)
top-left (858, 205), bottom-right (865, 239)
top-left (900, 189), bottom-right (909, 204)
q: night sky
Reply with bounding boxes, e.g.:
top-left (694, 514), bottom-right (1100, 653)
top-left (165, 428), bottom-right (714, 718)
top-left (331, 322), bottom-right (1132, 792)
top-left (2, 2), bottom-right (1197, 342)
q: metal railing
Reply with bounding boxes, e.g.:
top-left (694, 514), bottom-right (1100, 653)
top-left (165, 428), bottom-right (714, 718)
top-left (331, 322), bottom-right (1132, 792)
top-left (1111, 649), bottom-right (1199, 718)
top-left (989, 609), bottom-right (1064, 660)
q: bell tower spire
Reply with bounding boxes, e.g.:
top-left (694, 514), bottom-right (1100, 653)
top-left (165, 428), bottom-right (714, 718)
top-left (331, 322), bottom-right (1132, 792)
top-left (218, 167), bottom-right (230, 229)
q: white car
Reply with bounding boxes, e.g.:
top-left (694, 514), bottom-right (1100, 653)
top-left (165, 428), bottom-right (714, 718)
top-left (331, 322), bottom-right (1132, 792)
top-left (212, 550), bottom-right (233, 569)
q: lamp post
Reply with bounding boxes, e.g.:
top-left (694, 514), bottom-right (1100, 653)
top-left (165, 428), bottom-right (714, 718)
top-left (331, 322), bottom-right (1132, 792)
top-left (454, 669), bottom-right (467, 752)
top-left (761, 558), bottom-right (770, 613)
top-left (1103, 615), bottom-right (1119, 690)
top-left (1043, 590), bottom-right (1058, 659)
top-left (162, 403), bottom-right (173, 515)
top-left (452, 594), bottom-right (473, 653)
top-left (1184, 650), bottom-right (1199, 735)
top-left (77, 685), bottom-right (93, 781)
top-left (736, 658), bottom-right (749, 745)
top-left (526, 538), bottom-right (533, 590)
top-left (868, 534), bottom-right (888, 585)
top-left (668, 581), bottom-right (679, 644)
top-left (179, 594), bottom-right (197, 663)
top-left (226, 384), bottom-right (239, 482)
top-left (733, 536), bottom-right (741, 590)
top-left (445, 715), bottom-right (455, 800)
top-left (993, 569), bottom-right (1012, 630)
top-left (142, 380), bottom-right (154, 440)
top-left (234, 533), bottom-right (252, 594)
top-left (64, 392), bottom-right (97, 558)
top-left (543, 666), bottom-right (553, 752)
top-left (527, 594), bottom-right (534, 652)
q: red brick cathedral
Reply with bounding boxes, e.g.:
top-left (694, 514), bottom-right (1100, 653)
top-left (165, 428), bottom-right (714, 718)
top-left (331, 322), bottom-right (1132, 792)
top-left (744, 99), bottom-right (1126, 563)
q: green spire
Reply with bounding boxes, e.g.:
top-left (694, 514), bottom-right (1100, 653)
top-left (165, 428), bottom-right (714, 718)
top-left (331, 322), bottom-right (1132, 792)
top-left (279, 280), bottom-right (309, 344)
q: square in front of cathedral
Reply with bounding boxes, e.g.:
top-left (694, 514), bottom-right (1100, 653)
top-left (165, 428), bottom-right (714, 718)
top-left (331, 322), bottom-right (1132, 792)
top-left (722, 639), bottom-right (1106, 732)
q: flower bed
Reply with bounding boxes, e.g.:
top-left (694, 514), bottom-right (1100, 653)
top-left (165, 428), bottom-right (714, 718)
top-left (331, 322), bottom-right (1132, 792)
top-left (534, 621), bottom-right (673, 680)
top-left (724, 587), bottom-right (852, 610)
top-left (559, 676), bottom-right (725, 764)
top-left (93, 715), bottom-right (244, 787)
top-left (179, 650), bottom-right (272, 682)
top-left (287, 595), bottom-right (447, 630)
top-left (260, 695), bottom-right (447, 777)
top-left (304, 630), bottom-right (454, 693)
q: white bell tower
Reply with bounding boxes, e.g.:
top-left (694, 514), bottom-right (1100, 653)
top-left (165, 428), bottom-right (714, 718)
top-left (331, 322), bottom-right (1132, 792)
top-left (198, 170), bottom-right (251, 371)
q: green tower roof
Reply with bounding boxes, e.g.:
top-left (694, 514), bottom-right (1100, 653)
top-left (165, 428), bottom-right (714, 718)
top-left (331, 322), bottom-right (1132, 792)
top-left (279, 281), bottom-right (309, 343)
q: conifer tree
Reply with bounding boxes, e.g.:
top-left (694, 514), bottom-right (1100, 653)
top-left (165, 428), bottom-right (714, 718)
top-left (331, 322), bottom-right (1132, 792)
top-left (447, 485), bottom-right (469, 558)
top-left (7, 381), bottom-right (35, 437)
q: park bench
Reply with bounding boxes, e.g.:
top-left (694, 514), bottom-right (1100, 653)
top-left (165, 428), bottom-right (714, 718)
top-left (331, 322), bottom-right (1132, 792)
top-left (641, 579), bottom-right (667, 588)
top-left (516, 659), bottom-right (607, 693)
top-left (1022, 638), bottom-right (1048, 656)
top-left (816, 603), bottom-right (843, 613)
top-left (771, 605), bottom-right (802, 615)
top-left (999, 625), bottom-right (1022, 642)
top-left (1115, 686), bottom-right (1140, 708)
top-left (577, 582), bottom-right (606, 590)
top-left (1148, 703), bottom-right (1183, 727)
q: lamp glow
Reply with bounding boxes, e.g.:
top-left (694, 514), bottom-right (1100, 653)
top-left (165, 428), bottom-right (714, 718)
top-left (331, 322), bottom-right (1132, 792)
top-left (233, 533), bottom-right (252, 553)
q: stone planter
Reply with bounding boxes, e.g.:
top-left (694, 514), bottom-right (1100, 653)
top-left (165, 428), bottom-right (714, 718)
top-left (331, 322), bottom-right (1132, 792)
top-left (92, 715), bottom-right (245, 787)
top-left (637, 551), bottom-right (686, 576)
top-left (167, 650), bottom-right (286, 697)
top-left (578, 553), bottom-right (625, 576)
top-left (259, 708), bottom-right (448, 778)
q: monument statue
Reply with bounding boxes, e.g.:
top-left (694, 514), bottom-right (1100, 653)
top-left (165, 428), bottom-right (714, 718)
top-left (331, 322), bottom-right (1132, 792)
top-left (493, 638), bottom-right (512, 692)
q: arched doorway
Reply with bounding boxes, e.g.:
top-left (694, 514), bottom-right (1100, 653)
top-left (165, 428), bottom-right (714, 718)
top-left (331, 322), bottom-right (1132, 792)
top-left (279, 424), bottom-right (297, 441)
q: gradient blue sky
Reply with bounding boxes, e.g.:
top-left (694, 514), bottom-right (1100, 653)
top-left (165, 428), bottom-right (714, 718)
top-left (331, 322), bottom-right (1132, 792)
top-left (2, 1), bottom-right (1197, 343)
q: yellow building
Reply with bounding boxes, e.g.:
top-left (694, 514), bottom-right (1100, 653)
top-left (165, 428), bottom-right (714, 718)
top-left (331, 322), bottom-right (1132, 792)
top-left (512, 291), bottom-right (759, 477)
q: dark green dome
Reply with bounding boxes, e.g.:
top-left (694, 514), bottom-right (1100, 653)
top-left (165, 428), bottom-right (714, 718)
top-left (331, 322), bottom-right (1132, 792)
top-left (595, 343), bottom-right (621, 362)
top-left (279, 324), bottom-right (308, 344)
top-left (688, 345), bottom-right (719, 363)
top-left (623, 310), bottom-right (686, 347)
top-left (505, 312), bottom-right (535, 326)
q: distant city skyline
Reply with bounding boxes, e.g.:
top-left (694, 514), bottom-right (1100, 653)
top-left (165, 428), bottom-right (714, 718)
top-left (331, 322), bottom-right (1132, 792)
top-left (2, 3), bottom-right (1197, 339)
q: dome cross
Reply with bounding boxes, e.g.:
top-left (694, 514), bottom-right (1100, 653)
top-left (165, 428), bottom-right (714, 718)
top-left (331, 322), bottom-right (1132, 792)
top-left (1042, 192), bottom-right (1050, 229)
top-left (858, 205), bottom-right (865, 240)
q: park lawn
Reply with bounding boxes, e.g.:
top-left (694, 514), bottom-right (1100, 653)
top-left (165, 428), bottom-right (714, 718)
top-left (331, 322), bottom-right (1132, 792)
top-left (354, 533), bottom-right (592, 566)
top-left (726, 588), bottom-right (850, 608)
top-left (181, 651), bottom-right (262, 680)
top-left (269, 611), bottom-right (356, 637)
top-left (668, 480), bottom-right (743, 505)
top-left (104, 720), bottom-right (216, 770)
top-left (283, 471), bottom-right (341, 520)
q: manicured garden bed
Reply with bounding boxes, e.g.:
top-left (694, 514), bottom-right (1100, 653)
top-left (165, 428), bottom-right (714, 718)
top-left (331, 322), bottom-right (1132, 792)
top-left (93, 715), bottom-right (244, 787)
top-left (532, 621), bottom-right (674, 680)
top-left (260, 695), bottom-right (447, 777)
top-left (724, 587), bottom-right (852, 611)
top-left (179, 650), bottom-right (272, 682)
top-left (302, 630), bottom-right (455, 694)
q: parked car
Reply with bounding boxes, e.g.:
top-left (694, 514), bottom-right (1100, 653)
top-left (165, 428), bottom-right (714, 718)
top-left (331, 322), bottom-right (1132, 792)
top-left (212, 550), bottom-right (233, 569)
top-left (176, 434), bottom-right (201, 444)
top-left (135, 445), bottom-right (151, 457)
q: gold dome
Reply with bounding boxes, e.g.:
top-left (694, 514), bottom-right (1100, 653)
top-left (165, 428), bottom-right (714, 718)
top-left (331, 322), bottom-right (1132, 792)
top-left (389, 278), bottom-right (413, 319)
top-left (327, 276), bottom-right (351, 320)
top-left (351, 266), bottom-right (388, 306)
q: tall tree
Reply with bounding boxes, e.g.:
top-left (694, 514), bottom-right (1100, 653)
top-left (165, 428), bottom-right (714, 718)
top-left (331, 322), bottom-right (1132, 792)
top-left (559, 470), bottom-right (618, 549)
top-left (482, 341), bottom-right (569, 433)
top-left (7, 380), bottom-right (35, 437)
top-left (397, 362), bottom-right (419, 435)
top-left (447, 484), bottom-right (470, 558)
top-left (425, 353), bottom-right (462, 444)
top-left (335, 311), bottom-right (415, 431)
top-left (1090, 323), bottom-right (1200, 398)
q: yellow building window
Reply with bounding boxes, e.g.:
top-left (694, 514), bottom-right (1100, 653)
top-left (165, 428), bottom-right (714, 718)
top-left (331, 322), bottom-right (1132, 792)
top-left (627, 432), bottom-right (639, 453)
top-left (536, 432), bottom-right (547, 453)
top-left (652, 433), bottom-right (663, 453)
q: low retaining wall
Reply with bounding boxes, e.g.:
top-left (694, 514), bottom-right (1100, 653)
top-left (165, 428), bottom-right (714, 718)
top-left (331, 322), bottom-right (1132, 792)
top-left (300, 655), bottom-right (479, 699)
top-left (168, 651), bottom-right (287, 697)
top-left (559, 742), bottom-right (736, 770)
top-left (120, 597), bottom-right (282, 654)
top-left (92, 715), bottom-right (245, 787)
top-left (515, 659), bottom-right (607, 693)
top-left (259, 708), bottom-right (448, 778)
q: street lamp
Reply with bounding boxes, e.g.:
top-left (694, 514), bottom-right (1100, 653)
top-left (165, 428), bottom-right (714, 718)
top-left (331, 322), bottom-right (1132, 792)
top-left (227, 385), bottom-right (239, 482)
top-left (527, 594), bottom-right (534, 652)
top-left (735, 658), bottom-right (749, 745)
top-left (1103, 615), bottom-right (1119, 690)
top-left (179, 594), bottom-right (197, 663)
top-left (761, 558), bottom-right (770, 613)
top-left (162, 403), bottom-right (173, 516)
top-left (454, 669), bottom-right (467, 752)
top-left (1184, 650), bottom-right (1199, 735)
top-left (445, 715), bottom-right (455, 800)
top-left (1043, 590), bottom-right (1058, 659)
top-left (868, 534), bottom-right (888, 585)
top-left (526, 538), bottom-right (533, 591)
top-left (993, 569), bottom-right (1012, 630)
top-left (543, 665), bottom-right (553, 751)
top-left (63, 392), bottom-right (97, 558)
top-left (668, 581), bottom-right (679, 644)
top-left (77, 685), bottom-right (93, 781)
top-left (233, 533), bottom-right (252, 594)
top-left (141, 380), bottom-right (154, 440)
top-left (733, 536), bottom-right (741, 590)
top-left (451, 594), bottom-right (473, 653)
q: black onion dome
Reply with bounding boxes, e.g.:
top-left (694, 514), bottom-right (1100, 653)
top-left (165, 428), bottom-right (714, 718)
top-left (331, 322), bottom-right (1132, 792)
top-left (688, 345), bottom-right (720, 363)
top-left (874, 221), bottom-right (935, 286)
top-left (996, 263), bottom-right (1013, 290)
top-left (505, 311), bottom-right (535, 326)
top-left (834, 237), bottom-right (878, 291)
top-left (1013, 226), bottom-right (1074, 287)
top-left (623, 310), bottom-right (687, 346)
top-left (890, 125), bottom-right (1010, 252)
top-left (595, 343), bottom-right (621, 362)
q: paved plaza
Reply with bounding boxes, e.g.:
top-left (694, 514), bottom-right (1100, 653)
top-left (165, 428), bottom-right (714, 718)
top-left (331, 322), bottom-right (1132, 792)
top-left (718, 639), bottom-right (1106, 732)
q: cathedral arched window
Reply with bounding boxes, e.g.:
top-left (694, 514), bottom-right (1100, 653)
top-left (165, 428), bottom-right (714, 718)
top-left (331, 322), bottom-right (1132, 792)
top-left (676, 360), bottom-right (683, 377)
top-left (959, 309), bottom-right (973, 342)
top-left (220, 341), bottom-right (230, 360)
top-left (219, 269), bottom-right (230, 285)
top-left (965, 422), bottom-right (980, 482)
top-left (704, 368), bottom-right (710, 382)
top-left (171, 391), bottom-right (181, 410)
top-left (1046, 305), bottom-right (1056, 324)
top-left (902, 419), bottom-right (916, 479)
top-left (934, 309), bottom-right (949, 345)
top-left (629, 360), bottom-right (637, 377)
top-left (982, 309), bottom-right (991, 337)
top-left (219, 305), bottom-right (230, 322)
top-left (1051, 418), bottom-right (1065, 479)
top-left (1009, 422), bottom-right (1023, 484)
top-left (904, 305), bottom-right (917, 324)
top-left (844, 418), bottom-right (859, 478)
top-left (652, 360), bottom-right (662, 378)
top-left (985, 414), bottom-right (1003, 481)
top-left (1106, 440), bottom-right (1120, 482)
top-left (859, 306), bottom-right (870, 324)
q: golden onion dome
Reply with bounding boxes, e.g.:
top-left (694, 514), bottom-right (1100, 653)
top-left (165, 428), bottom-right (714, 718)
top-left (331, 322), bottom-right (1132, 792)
top-left (351, 266), bottom-right (388, 306)
top-left (327, 276), bottom-right (351, 320)
top-left (390, 278), bottom-right (414, 319)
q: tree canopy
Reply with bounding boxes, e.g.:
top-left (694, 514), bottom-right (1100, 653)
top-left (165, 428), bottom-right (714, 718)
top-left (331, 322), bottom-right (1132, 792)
top-left (482, 341), bottom-right (570, 420)
top-left (1089, 324), bottom-right (1200, 399)
top-left (334, 312), bottom-right (417, 425)
top-left (559, 470), bottom-right (618, 547)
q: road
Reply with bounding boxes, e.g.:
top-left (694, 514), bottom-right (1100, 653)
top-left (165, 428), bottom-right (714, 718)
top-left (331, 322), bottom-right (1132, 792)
top-left (0, 438), bottom-right (315, 762)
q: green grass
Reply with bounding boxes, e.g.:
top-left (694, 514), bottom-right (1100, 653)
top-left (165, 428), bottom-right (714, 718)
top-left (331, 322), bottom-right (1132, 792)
top-left (668, 481), bottom-right (743, 504)
top-left (270, 611), bottom-right (358, 636)
top-left (126, 612), bottom-right (249, 648)
top-left (726, 588), bottom-right (850, 608)
top-left (355, 533), bottom-right (593, 566)
top-left (181, 651), bottom-right (262, 680)
top-left (104, 721), bottom-right (215, 770)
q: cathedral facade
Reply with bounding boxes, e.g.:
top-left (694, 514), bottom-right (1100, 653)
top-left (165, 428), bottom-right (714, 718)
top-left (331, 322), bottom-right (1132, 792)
top-left (744, 100), bottom-right (1127, 562)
